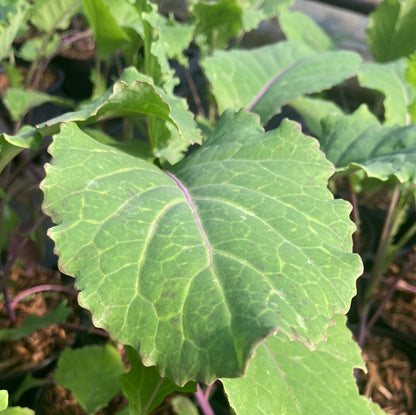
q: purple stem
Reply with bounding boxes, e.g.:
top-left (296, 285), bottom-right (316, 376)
top-left (247, 64), bottom-right (294, 112)
top-left (359, 279), bottom-right (399, 346)
top-left (195, 384), bottom-right (215, 415)
top-left (397, 279), bottom-right (416, 295)
top-left (9, 284), bottom-right (78, 310)
top-left (164, 171), bottom-right (213, 266)
top-left (2, 287), bottom-right (16, 322)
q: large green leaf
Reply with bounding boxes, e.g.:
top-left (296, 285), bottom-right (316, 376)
top-left (222, 315), bottom-right (385, 415)
top-left (42, 110), bottom-right (361, 385)
top-left (55, 343), bottom-right (126, 414)
top-left (358, 59), bottom-right (414, 126)
top-left (202, 42), bottom-right (361, 123)
top-left (367, 0), bottom-right (416, 62)
top-left (319, 104), bottom-right (416, 182)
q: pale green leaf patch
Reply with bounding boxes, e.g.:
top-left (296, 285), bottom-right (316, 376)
top-left (222, 315), bottom-right (385, 415)
top-left (55, 343), bottom-right (126, 415)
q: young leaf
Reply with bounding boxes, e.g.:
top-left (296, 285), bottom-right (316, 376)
top-left (319, 104), bottom-right (416, 182)
top-left (202, 42), bottom-right (361, 123)
top-left (4, 88), bottom-right (74, 122)
top-left (1, 67), bottom-right (200, 165)
top-left (54, 343), bottom-right (126, 415)
top-left (358, 59), bottom-right (414, 125)
top-left (236, 0), bottom-right (292, 32)
top-left (222, 315), bottom-right (385, 415)
top-left (0, 301), bottom-right (71, 341)
top-left (29, 0), bottom-right (80, 33)
top-left (42, 110), bottom-right (361, 385)
top-left (81, 0), bottom-right (130, 60)
top-left (289, 96), bottom-right (343, 137)
top-left (193, 0), bottom-right (242, 51)
top-left (279, 10), bottom-right (334, 52)
top-left (367, 0), bottom-right (416, 62)
top-left (0, 0), bottom-right (30, 62)
top-left (120, 346), bottom-right (195, 415)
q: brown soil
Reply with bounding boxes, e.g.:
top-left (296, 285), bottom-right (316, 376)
top-left (0, 268), bottom-right (78, 375)
top-left (59, 34), bottom-right (95, 61)
top-left (357, 248), bottom-right (416, 415)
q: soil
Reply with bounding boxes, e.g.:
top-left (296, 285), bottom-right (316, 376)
top-left (0, 268), bottom-right (78, 376)
top-left (342, 181), bottom-right (416, 415)
top-left (356, 248), bottom-right (416, 415)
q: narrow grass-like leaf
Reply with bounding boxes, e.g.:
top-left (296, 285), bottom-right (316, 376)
top-left (222, 315), bottom-right (385, 415)
top-left (42, 110), bottom-right (361, 385)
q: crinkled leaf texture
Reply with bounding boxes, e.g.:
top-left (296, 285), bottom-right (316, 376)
top-left (222, 315), bottom-right (385, 415)
top-left (42, 110), bottom-right (361, 385)
top-left (319, 104), bottom-right (416, 182)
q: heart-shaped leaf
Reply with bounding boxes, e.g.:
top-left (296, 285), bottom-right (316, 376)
top-left (42, 110), bottom-right (361, 385)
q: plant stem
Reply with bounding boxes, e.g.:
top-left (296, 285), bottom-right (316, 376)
top-left (195, 383), bottom-right (215, 415)
top-left (363, 183), bottom-right (401, 305)
top-left (184, 68), bottom-right (205, 117)
top-left (247, 64), bottom-right (293, 111)
top-left (9, 284), bottom-right (78, 310)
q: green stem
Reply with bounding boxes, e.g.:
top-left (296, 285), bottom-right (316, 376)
top-left (363, 182), bottom-right (401, 305)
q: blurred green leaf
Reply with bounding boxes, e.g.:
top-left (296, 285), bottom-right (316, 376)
top-left (55, 343), bottom-right (126, 415)
top-left (120, 346), bottom-right (195, 415)
top-left (367, 0), bottom-right (416, 62)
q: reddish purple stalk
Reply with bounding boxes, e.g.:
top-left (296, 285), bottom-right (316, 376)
top-left (9, 284), bottom-right (78, 310)
top-left (195, 383), bottom-right (215, 415)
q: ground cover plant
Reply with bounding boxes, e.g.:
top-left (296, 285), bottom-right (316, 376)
top-left (1, 0), bottom-right (416, 413)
